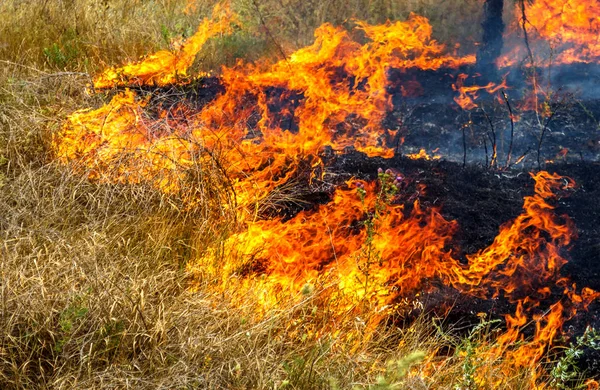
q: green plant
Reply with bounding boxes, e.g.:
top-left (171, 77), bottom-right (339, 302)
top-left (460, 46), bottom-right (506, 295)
top-left (160, 22), bottom-right (195, 47)
top-left (43, 28), bottom-right (82, 69)
top-left (55, 295), bottom-right (89, 353)
top-left (550, 327), bottom-right (600, 390)
top-left (355, 169), bottom-right (400, 299)
top-left (452, 318), bottom-right (501, 390)
top-left (355, 351), bottom-right (426, 390)
top-left (98, 319), bottom-right (126, 357)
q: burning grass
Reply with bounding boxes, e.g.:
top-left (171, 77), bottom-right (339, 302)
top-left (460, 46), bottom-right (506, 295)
top-left (2, 0), bottom-right (600, 389)
top-left (0, 128), bottom-right (544, 389)
top-left (0, 156), bottom-right (543, 389)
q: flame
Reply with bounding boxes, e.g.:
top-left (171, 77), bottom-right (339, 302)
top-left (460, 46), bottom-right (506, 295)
top-left (500, 0), bottom-right (600, 67)
top-left (454, 171), bottom-right (576, 300)
top-left (452, 73), bottom-right (508, 110)
top-left (93, 3), bottom-right (236, 89)
top-left (188, 169), bottom-right (596, 385)
top-left (54, 9), bottom-right (474, 213)
top-left (587, 379), bottom-right (600, 390)
top-left (406, 148), bottom-right (441, 160)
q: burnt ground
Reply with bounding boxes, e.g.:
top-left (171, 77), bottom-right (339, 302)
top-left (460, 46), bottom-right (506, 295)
top-left (323, 153), bottom-right (600, 299)
top-left (317, 152), bottom-right (600, 373)
top-left (131, 63), bottom-right (600, 167)
top-left (325, 153), bottom-right (600, 292)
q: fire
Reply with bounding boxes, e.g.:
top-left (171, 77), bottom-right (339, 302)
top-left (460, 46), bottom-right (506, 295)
top-left (452, 73), bottom-right (508, 110)
top-left (456, 171), bottom-right (576, 300)
top-left (52, 3), bottom-right (599, 386)
top-left (189, 169), bottom-right (595, 385)
top-left (406, 148), bottom-right (441, 160)
top-left (587, 379), bottom-right (600, 390)
top-left (54, 7), bottom-right (474, 213)
top-left (500, 0), bottom-right (600, 66)
top-left (94, 3), bottom-right (236, 89)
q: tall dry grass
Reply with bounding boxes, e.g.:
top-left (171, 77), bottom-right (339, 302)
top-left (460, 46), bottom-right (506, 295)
top-left (0, 0), bottom-right (580, 389)
top-left (0, 0), bottom-right (210, 73)
top-left (0, 0), bottom-right (484, 74)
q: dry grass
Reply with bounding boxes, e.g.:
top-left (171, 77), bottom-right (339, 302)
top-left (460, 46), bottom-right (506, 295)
top-left (0, 0), bottom-right (484, 74)
top-left (231, 0), bottom-right (484, 52)
top-left (0, 0), bottom-right (579, 388)
top-left (0, 0), bottom-right (212, 73)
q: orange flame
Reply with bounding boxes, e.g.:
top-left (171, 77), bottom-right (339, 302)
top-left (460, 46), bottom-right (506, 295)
top-left (94, 3), bottom-right (236, 89)
top-left (185, 169), bottom-right (598, 389)
top-left (500, 0), bottom-right (600, 67)
top-left (452, 73), bottom-right (508, 110)
top-left (406, 148), bottom-right (441, 160)
top-left (54, 9), bottom-right (474, 211)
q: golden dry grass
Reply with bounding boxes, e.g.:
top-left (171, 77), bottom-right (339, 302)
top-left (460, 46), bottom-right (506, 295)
top-left (0, 0), bottom-right (484, 73)
top-left (0, 0), bottom-right (586, 389)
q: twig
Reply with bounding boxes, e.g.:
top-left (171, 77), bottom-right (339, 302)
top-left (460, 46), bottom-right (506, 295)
top-left (481, 106), bottom-right (497, 168)
top-left (462, 117), bottom-right (471, 168)
top-left (537, 108), bottom-right (558, 170)
top-left (501, 90), bottom-right (515, 168)
top-left (462, 124), bottom-right (467, 168)
top-left (520, 0), bottom-right (535, 68)
top-left (0, 60), bottom-right (91, 80)
top-left (483, 136), bottom-right (489, 168)
top-left (519, 0), bottom-right (542, 127)
top-left (251, 0), bottom-right (290, 69)
top-left (41, 71), bottom-right (91, 80)
top-left (577, 100), bottom-right (600, 129)
top-left (512, 147), bottom-right (532, 167)
top-left (395, 130), bottom-right (403, 156)
top-left (0, 59), bottom-right (48, 75)
top-left (537, 93), bottom-right (570, 170)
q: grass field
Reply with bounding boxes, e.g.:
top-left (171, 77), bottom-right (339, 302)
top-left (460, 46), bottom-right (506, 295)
top-left (0, 0), bottom-right (594, 388)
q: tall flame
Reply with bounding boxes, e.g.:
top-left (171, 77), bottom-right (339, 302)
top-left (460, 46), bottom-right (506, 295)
top-left (188, 170), bottom-right (595, 385)
top-left (54, 9), bottom-right (474, 213)
top-left (93, 3), bottom-right (236, 89)
top-left (500, 0), bottom-right (600, 66)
